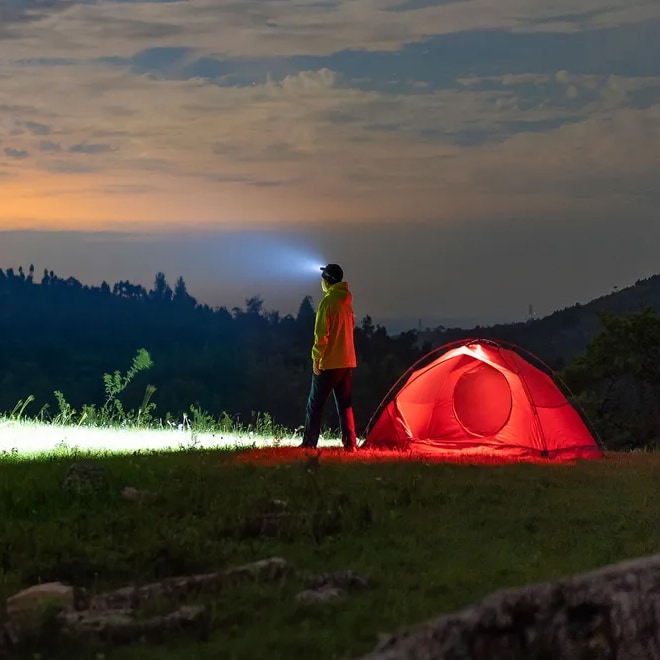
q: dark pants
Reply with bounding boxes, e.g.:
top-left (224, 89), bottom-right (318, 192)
top-left (302, 368), bottom-right (357, 450)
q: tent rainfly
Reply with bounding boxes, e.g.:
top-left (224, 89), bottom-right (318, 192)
top-left (361, 339), bottom-right (601, 460)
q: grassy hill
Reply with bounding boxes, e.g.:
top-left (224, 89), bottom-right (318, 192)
top-left (1, 447), bottom-right (658, 659)
top-left (420, 273), bottom-right (660, 367)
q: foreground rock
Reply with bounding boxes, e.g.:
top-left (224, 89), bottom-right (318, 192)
top-left (358, 553), bottom-right (660, 660)
top-left (1, 557), bottom-right (292, 654)
top-left (59, 604), bottom-right (208, 644)
top-left (86, 556), bottom-right (292, 612)
top-left (296, 570), bottom-right (370, 603)
top-left (0, 557), bottom-right (371, 655)
top-left (5, 582), bottom-right (77, 638)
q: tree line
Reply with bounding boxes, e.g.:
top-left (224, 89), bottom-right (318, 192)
top-left (1, 264), bottom-right (659, 450)
top-left (0, 266), bottom-right (426, 435)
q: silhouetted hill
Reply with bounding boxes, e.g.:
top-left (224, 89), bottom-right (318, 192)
top-left (375, 315), bottom-right (487, 335)
top-left (419, 274), bottom-right (660, 368)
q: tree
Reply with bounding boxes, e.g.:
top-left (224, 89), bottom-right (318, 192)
top-left (295, 296), bottom-right (315, 340)
top-left (562, 307), bottom-right (660, 449)
top-left (150, 272), bottom-right (172, 304)
top-left (173, 276), bottom-right (196, 308)
top-left (360, 315), bottom-right (375, 340)
top-left (245, 296), bottom-right (264, 316)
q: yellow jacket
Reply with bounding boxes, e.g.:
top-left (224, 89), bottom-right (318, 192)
top-left (311, 281), bottom-right (357, 370)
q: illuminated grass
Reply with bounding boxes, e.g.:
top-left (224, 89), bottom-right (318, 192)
top-left (1, 440), bottom-right (659, 659)
top-left (0, 417), bottom-right (343, 461)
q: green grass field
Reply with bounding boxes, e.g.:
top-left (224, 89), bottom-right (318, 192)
top-left (1, 446), bottom-right (659, 659)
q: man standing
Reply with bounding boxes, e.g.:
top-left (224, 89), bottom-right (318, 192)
top-left (301, 263), bottom-right (358, 451)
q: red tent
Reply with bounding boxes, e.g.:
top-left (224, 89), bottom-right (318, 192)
top-left (362, 340), bottom-right (601, 460)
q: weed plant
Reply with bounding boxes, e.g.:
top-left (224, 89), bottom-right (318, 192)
top-left (2, 348), bottom-right (293, 439)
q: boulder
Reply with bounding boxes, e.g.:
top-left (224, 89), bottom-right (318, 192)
top-left (358, 554), bottom-right (660, 660)
top-left (5, 582), bottom-right (76, 639)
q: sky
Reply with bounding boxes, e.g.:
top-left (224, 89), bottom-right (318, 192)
top-left (1, 0), bottom-right (659, 331)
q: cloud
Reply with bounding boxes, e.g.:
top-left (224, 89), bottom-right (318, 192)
top-left (1, 56), bottom-right (659, 226)
top-left (4, 147), bottom-right (29, 159)
top-left (43, 160), bottom-right (99, 174)
top-left (0, 0), bottom-right (657, 233)
top-left (388, 0), bottom-right (470, 11)
top-left (39, 140), bottom-right (62, 152)
top-left (277, 67), bottom-right (341, 91)
top-left (69, 142), bottom-right (114, 154)
top-left (4, 0), bottom-right (658, 62)
top-left (19, 120), bottom-right (51, 135)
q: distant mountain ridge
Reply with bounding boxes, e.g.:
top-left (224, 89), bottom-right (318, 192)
top-left (418, 273), bottom-right (660, 368)
top-left (375, 315), bottom-right (491, 335)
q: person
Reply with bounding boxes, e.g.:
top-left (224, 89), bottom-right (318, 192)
top-left (300, 263), bottom-right (358, 451)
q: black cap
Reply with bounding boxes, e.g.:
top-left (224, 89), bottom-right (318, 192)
top-left (320, 263), bottom-right (343, 284)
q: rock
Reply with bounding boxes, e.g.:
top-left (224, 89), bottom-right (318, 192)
top-left (5, 582), bottom-right (75, 638)
top-left (58, 605), bottom-right (208, 644)
top-left (357, 553), bottom-right (660, 660)
top-left (296, 570), bottom-right (370, 605)
top-left (222, 556), bottom-right (293, 585)
top-left (6, 582), bottom-right (75, 617)
top-left (88, 557), bottom-right (292, 611)
top-left (0, 557), bottom-right (292, 655)
top-left (296, 586), bottom-right (345, 603)
top-left (62, 462), bottom-right (109, 495)
top-left (305, 570), bottom-right (370, 591)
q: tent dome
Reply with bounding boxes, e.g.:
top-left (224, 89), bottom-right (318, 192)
top-left (361, 339), bottom-right (601, 460)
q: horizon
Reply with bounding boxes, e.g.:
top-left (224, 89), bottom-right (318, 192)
top-left (1, 251), bottom-right (649, 335)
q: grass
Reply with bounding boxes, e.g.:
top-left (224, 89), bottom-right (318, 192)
top-left (1, 445), bottom-right (659, 659)
top-left (4, 348), bottom-right (293, 440)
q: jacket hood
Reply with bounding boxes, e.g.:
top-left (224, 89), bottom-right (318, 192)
top-left (326, 281), bottom-right (352, 304)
